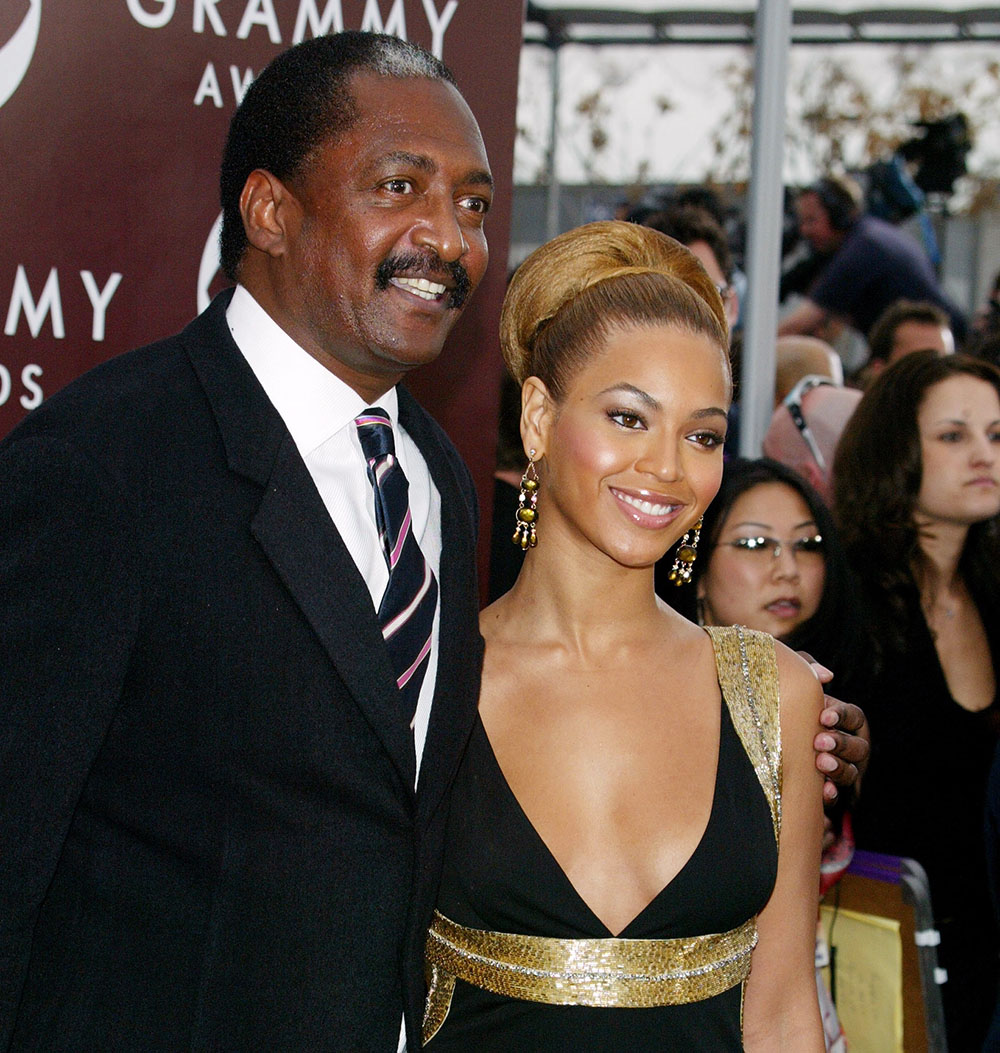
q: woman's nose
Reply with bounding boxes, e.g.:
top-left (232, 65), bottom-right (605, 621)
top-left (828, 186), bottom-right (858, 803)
top-left (970, 432), bottom-right (998, 465)
top-left (770, 544), bottom-right (801, 580)
top-left (635, 435), bottom-right (682, 483)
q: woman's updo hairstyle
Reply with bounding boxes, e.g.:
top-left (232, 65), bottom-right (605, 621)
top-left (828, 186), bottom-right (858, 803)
top-left (500, 221), bottom-right (729, 399)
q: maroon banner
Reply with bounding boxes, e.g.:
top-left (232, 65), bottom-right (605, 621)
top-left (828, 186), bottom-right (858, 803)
top-left (1, 1), bottom-right (523, 590)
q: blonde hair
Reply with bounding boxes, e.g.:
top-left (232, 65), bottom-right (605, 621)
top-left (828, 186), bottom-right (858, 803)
top-left (500, 221), bottom-right (729, 398)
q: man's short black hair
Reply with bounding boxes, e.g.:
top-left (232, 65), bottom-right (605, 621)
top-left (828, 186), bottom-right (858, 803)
top-left (219, 32), bottom-right (456, 281)
top-left (642, 205), bottom-right (733, 284)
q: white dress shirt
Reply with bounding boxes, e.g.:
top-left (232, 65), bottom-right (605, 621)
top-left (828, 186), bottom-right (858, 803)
top-left (226, 285), bottom-right (441, 782)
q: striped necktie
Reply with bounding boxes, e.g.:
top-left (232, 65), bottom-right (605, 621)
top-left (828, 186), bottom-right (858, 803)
top-left (356, 408), bottom-right (438, 726)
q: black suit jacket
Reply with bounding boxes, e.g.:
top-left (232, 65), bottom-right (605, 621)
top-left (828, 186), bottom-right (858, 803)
top-left (0, 291), bottom-right (483, 1051)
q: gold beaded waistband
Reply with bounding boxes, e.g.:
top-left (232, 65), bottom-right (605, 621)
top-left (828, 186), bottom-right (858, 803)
top-left (422, 910), bottom-right (757, 1044)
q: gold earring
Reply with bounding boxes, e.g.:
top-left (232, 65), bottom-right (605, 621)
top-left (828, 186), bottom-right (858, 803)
top-left (513, 453), bottom-right (539, 550)
top-left (668, 516), bottom-right (703, 585)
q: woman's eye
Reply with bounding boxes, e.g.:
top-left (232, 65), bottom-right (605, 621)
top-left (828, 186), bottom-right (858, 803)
top-left (609, 410), bottom-right (644, 430)
top-left (691, 431), bottom-right (725, 448)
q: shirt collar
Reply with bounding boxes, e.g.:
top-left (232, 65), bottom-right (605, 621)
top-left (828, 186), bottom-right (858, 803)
top-left (226, 284), bottom-right (399, 457)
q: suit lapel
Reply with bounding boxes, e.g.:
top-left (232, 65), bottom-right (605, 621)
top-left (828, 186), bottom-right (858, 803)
top-left (183, 292), bottom-right (417, 791)
top-left (398, 390), bottom-right (483, 826)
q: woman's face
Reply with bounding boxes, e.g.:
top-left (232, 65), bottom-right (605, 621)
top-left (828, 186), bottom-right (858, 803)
top-left (915, 375), bottom-right (1000, 529)
top-left (529, 322), bottom-right (730, 570)
top-left (698, 482), bottom-right (826, 639)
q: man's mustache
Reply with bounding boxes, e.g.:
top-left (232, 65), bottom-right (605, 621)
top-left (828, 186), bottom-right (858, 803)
top-left (375, 253), bottom-right (472, 310)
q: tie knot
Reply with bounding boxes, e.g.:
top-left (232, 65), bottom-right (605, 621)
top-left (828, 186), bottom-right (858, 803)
top-left (356, 407), bottom-right (395, 463)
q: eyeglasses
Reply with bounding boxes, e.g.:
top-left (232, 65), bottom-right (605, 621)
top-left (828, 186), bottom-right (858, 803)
top-left (723, 535), bottom-right (825, 560)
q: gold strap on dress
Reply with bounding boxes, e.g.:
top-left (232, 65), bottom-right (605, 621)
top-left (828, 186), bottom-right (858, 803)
top-left (704, 624), bottom-right (782, 845)
top-left (422, 911), bottom-right (758, 1044)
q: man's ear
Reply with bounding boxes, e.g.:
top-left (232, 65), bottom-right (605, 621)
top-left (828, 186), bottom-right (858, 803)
top-left (239, 169), bottom-right (297, 259)
top-left (520, 376), bottom-right (554, 460)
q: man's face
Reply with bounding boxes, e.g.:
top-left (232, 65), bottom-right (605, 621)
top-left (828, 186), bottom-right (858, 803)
top-left (889, 320), bottom-right (955, 364)
top-left (795, 192), bottom-right (842, 254)
top-left (687, 240), bottom-right (738, 333)
top-left (273, 72), bottom-right (493, 399)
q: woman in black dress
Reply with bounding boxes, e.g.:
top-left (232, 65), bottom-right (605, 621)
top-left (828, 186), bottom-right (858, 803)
top-left (423, 222), bottom-right (825, 1050)
top-left (834, 350), bottom-right (1000, 1050)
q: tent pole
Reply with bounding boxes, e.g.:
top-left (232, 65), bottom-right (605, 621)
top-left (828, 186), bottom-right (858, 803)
top-left (739, 0), bottom-right (791, 457)
top-left (546, 43), bottom-right (562, 241)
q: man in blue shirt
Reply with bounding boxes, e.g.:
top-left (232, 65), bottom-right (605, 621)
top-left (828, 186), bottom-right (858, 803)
top-left (779, 175), bottom-right (966, 346)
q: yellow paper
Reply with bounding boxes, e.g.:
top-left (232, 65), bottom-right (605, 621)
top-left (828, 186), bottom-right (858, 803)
top-left (819, 905), bottom-right (903, 1053)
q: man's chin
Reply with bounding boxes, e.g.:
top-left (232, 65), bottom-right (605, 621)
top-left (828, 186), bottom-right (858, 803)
top-left (381, 316), bottom-right (463, 367)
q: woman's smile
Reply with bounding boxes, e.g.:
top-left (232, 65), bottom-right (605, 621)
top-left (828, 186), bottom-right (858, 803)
top-left (610, 487), bottom-right (685, 529)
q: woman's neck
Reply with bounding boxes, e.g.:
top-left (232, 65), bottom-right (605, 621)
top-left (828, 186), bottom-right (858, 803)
top-left (499, 533), bottom-right (665, 660)
top-left (914, 518), bottom-right (969, 601)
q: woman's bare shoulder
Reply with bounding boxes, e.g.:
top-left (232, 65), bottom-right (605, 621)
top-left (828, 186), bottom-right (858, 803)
top-left (773, 638), bottom-right (825, 728)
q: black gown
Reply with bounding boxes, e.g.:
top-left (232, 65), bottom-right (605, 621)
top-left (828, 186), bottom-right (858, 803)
top-left (426, 630), bottom-right (779, 1050)
top-left (852, 583), bottom-right (1000, 1050)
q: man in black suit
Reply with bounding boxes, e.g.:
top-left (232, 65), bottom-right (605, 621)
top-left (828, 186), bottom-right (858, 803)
top-left (0, 33), bottom-right (491, 1051)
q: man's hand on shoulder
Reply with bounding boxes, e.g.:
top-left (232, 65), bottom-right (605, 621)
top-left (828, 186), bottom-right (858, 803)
top-left (797, 651), bottom-right (870, 804)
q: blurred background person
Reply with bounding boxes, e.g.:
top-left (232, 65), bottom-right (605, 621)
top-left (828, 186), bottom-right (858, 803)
top-left (868, 298), bottom-right (955, 364)
top-left (779, 175), bottom-right (967, 349)
top-left (773, 336), bottom-right (843, 406)
top-left (644, 204), bottom-right (740, 334)
top-left (833, 350), bottom-right (1000, 1049)
top-left (660, 457), bottom-right (865, 714)
top-left (644, 205), bottom-right (745, 449)
top-left (853, 298), bottom-right (955, 389)
top-left (763, 379), bottom-right (862, 505)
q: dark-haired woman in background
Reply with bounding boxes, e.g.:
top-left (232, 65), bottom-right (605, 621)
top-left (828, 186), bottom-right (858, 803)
top-left (660, 458), bottom-right (863, 701)
top-left (833, 350), bottom-right (1000, 1049)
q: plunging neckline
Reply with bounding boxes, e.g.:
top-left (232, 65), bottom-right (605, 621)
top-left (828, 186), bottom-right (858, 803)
top-left (476, 690), bottom-right (726, 938)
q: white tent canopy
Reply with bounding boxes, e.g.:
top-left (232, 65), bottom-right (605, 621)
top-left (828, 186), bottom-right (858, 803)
top-left (525, 2), bottom-right (1000, 45)
top-left (522, 1), bottom-right (998, 454)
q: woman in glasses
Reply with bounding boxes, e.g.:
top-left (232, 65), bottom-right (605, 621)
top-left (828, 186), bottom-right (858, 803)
top-left (662, 457), bottom-right (863, 702)
top-left (833, 350), bottom-right (1000, 1049)
top-left (422, 222), bottom-right (825, 1050)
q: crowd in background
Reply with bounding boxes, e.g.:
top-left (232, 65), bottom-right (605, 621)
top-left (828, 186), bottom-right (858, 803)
top-left (493, 178), bottom-right (1000, 1050)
